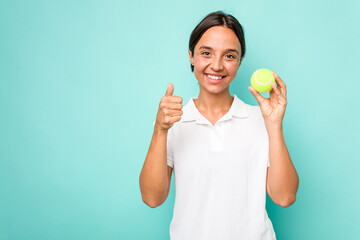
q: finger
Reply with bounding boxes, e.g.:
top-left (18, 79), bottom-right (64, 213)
top-left (164, 115), bottom-right (182, 125)
top-left (271, 82), bottom-right (284, 101)
top-left (272, 71), bottom-right (287, 98)
top-left (161, 95), bottom-right (183, 103)
top-left (165, 82), bottom-right (174, 96)
top-left (269, 88), bottom-right (279, 103)
top-left (163, 108), bottom-right (183, 117)
top-left (248, 86), bottom-right (266, 104)
top-left (160, 102), bottom-right (183, 110)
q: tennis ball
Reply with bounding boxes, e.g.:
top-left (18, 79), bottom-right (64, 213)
top-left (250, 68), bottom-right (275, 92)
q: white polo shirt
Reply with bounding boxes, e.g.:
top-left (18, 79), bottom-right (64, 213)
top-left (165, 94), bottom-right (276, 240)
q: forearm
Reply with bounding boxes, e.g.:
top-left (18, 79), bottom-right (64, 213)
top-left (139, 126), bottom-right (170, 207)
top-left (267, 125), bottom-right (299, 205)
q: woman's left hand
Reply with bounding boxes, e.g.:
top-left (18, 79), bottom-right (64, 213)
top-left (248, 71), bottom-right (287, 129)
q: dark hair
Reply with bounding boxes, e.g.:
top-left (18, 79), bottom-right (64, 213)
top-left (188, 11), bottom-right (246, 72)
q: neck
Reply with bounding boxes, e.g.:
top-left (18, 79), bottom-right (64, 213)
top-left (194, 87), bottom-right (234, 114)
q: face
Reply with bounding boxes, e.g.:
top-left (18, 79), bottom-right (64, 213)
top-left (188, 26), bottom-right (244, 95)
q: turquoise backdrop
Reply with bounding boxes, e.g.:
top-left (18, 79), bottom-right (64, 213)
top-left (1, 0), bottom-right (359, 239)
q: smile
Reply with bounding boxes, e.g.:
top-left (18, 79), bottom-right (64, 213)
top-left (206, 74), bottom-right (225, 80)
top-left (205, 74), bottom-right (226, 84)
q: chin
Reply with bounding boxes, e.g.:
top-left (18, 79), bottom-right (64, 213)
top-left (202, 85), bottom-right (228, 94)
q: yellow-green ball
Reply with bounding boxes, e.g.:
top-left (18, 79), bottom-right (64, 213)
top-left (250, 68), bottom-right (275, 92)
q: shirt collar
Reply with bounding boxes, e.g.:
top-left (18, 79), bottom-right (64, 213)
top-left (180, 94), bottom-right (248, 124)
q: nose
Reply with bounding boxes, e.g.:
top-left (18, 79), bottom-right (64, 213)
top-left (210, 56), bottom-right (224, 71)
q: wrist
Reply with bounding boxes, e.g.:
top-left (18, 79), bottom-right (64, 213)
top-left (154, 123), bottom-right (169, 135)
top-left (265, 122), bottom-right (283, 135)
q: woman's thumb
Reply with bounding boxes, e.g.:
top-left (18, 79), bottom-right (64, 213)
top-left (165, 82), bottom-right (174, 96)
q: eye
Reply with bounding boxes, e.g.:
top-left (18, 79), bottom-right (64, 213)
top-left (226, 54), bottom-right (236, 59)
top-left (201, 51), bottom-right (211, 56)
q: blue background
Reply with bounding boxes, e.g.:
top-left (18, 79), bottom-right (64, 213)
top-left (1, 0), bottom-right (359, 239)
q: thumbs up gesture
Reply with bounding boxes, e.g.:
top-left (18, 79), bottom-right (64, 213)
top-left (155, 83), bottom-right (183, 132)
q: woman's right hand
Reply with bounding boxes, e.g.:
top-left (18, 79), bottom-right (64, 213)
top-left (155, 83), bottom-right (183, 132)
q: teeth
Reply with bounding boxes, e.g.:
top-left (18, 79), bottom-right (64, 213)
top-left (207, 74), bottom-right (223, 80)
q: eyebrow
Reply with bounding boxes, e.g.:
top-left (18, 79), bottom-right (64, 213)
top-left (199, 45), bottom-right (239, 55)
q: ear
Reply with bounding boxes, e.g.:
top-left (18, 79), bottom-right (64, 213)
top-left (188, 49), bottom-right (194, 66)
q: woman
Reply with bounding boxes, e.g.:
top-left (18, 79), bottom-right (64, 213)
top-left (140, 11), bottom-right (299, 240)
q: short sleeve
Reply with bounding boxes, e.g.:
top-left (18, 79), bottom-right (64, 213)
top-left (266, 140), bottom-right (270, 167)
top-left (255, 105), bottom-right (270, 168)
top-left (152, 121), bottom-right (174, 168)
top-left (166, 127), bottom-right (174, 168)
